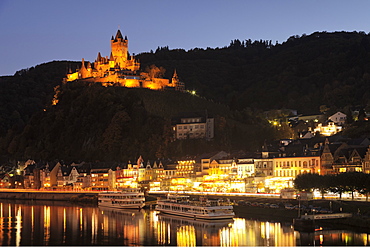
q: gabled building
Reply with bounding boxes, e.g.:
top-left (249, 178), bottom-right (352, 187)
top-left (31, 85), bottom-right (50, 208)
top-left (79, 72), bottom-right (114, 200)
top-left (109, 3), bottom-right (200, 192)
top-left (332, 144), bottom-right (366, 173)
top-left (320, 139), bottom-right (341, 175)
top-left (363, 145), bottom-right (370, 174)
top-left (40, 162), bottom-right (61, 189)
top-left (329, 111), bottom-right (347, 125)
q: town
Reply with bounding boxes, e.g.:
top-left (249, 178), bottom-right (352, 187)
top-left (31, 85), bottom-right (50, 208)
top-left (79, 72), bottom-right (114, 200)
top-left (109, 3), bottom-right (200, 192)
top-left (1, 109), bottom-right (369, 197)
top-left (2, 29), bottom-right (370, 197)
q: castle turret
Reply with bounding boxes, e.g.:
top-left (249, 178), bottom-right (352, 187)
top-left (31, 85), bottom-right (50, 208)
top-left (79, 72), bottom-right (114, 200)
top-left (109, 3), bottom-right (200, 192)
top-left (96, 52), bottom-right (102, 63)
top-left (109, 52), bottom-right (115, 68)
top-left (111, 29), bottom-right (128, 68)
top-left (79, 58), bottom-right (92, 79)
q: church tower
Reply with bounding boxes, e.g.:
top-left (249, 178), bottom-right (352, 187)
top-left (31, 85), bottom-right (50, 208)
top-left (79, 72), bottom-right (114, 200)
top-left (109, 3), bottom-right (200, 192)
top-left (110, 29), bottom-right (128, 69)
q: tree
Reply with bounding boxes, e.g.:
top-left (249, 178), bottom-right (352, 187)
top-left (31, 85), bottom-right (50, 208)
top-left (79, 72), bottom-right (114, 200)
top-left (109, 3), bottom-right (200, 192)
top-left (294, 173), bottom-right (316, 192)
top-left (145, 64), bottom-right (166, 79)
top-left (355, 173), bottom-right (370, 201)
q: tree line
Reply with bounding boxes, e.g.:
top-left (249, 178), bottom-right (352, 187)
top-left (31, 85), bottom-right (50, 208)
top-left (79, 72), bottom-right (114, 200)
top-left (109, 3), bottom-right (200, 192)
top-left (294, 172), bottom-right (370, 200)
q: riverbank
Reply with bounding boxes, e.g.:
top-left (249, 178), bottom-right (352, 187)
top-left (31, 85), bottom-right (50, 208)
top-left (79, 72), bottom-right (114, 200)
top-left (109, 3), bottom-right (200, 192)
top-left (233, 197), bottom-right (370, 232)
top-left (0, 190), bottom-right (98, 203)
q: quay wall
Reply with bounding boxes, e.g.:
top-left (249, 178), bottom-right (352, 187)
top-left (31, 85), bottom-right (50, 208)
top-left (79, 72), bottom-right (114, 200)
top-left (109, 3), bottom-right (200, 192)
top-left (0, 190), bottom-right (98, 202)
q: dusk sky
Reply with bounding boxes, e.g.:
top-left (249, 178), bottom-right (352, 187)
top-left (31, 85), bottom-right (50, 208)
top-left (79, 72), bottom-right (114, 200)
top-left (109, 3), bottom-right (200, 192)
top-left (1, 0), bottom-right (370, 76)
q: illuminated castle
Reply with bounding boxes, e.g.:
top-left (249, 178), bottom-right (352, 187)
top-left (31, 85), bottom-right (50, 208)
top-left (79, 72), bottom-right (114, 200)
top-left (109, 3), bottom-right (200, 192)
top-left (66, 30), bottom-right (184, 91)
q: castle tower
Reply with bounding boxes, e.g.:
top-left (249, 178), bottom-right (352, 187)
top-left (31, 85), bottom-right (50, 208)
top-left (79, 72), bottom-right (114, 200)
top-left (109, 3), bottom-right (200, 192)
top-left (110, 29), bottom-right (128, 69)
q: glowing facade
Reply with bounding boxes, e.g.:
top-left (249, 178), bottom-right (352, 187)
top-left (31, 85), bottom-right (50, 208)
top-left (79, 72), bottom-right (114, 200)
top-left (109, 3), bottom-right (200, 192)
top-left (66, 30), bottom-right (184, 91)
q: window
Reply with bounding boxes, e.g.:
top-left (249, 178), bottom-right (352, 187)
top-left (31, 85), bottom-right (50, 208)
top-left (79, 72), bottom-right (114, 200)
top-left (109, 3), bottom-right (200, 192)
top-left (178, 126), bottom-right (182, 129)
top-left (303, 161), bottom-right (308, 168)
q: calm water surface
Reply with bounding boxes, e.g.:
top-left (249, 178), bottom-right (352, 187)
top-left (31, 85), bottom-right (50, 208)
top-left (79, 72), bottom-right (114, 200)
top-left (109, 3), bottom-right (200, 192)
top-left (0, 200), bottom-right (369, 246)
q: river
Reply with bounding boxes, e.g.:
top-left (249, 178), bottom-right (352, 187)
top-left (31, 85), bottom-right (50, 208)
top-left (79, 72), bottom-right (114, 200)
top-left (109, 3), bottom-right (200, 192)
top-left (0, 199), bottom-right (369, 246)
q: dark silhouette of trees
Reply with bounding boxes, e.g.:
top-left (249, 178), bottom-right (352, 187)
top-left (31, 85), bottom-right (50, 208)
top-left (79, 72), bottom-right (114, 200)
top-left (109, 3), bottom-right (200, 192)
top-left (294, 172), bottom-right (370, 200)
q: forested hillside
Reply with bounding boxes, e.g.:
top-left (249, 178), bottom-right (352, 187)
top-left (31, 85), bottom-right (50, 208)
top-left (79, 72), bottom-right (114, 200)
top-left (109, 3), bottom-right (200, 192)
top-left (0, 81), bottom-right (274, 162)
top-left (1, 31), bottom-right (370, 162)
top-left (138, 31), bottom-right (370, 114)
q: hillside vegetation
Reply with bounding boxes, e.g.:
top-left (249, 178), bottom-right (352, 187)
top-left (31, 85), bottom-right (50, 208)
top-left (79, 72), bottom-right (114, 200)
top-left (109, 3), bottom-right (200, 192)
top-left (1, 31), bottom-right (370, 162)
top-left (0, 79), bottom-right (274, 162)
top-left (138, 31), bottom-right (370, 114)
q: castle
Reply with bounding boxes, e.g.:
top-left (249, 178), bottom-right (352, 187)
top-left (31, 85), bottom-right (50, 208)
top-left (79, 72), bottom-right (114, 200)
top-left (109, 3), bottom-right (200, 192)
top-left (66, 30), bottom-right (184, 91)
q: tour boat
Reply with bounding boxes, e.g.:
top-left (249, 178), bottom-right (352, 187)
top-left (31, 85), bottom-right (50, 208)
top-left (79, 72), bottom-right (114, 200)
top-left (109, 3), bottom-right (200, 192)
top-left (155, 194), bottom-right (235, 220)
top-left (98, 188), bottom-right (145, 209)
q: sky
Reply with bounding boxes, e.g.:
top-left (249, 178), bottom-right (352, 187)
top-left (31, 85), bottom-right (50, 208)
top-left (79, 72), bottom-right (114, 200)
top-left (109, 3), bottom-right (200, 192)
top-left (1, 0), bottom-right (370, 76)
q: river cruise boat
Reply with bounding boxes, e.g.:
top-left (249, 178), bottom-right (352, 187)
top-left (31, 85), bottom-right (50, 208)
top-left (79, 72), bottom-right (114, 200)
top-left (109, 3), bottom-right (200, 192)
top-left (155, 194), bottom-right (235, 220)
top-left (98, 188), bottom-right (145, 209)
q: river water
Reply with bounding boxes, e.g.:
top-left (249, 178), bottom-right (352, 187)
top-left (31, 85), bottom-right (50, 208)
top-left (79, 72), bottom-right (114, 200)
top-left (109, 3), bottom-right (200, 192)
top-left (0, 200), bottom-right (369, 246)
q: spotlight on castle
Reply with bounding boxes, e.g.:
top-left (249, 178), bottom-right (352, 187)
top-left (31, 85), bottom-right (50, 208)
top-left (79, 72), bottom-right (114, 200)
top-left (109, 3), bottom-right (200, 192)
top-left (66, 29), bottom-right (185, 91)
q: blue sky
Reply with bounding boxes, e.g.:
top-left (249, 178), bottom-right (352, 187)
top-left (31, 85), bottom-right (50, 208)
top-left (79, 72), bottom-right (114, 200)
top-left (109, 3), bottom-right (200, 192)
top-left (1, 0), bottom-right (370, 76)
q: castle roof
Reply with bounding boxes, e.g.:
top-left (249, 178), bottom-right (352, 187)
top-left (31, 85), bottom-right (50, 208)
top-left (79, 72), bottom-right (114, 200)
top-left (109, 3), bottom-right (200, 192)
top-left (96, 52), bottom-right (102, 61)
top-left (115, 29), bottom-right (123, 41)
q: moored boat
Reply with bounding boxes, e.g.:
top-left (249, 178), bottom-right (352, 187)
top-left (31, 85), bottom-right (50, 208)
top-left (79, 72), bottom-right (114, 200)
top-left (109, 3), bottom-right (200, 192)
top-left (155, 194), bottom-right (235, 220)
top-left (98, 188), bottom-right (145, 209)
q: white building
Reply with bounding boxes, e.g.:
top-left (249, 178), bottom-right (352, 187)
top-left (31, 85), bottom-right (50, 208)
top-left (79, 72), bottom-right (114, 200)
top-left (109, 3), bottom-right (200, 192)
top-left (329, 112), bottom-right (347, 125)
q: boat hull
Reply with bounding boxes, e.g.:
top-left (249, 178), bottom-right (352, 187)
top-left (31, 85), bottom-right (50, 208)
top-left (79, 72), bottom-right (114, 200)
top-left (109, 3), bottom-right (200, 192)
top-left (98, 189), bottom-right (145, 209)
top-left (98, 201), bottom-right (145, 209)
top-left (156, 208), bottom-right (234, 220)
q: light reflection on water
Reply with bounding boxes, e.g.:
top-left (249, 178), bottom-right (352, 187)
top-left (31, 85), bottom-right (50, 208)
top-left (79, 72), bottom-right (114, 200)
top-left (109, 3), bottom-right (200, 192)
top-left (0, 200), bottom-right (369, 246)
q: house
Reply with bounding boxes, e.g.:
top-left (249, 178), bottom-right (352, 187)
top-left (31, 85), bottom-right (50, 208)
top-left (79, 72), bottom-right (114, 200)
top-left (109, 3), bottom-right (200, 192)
top-left (363, 145), bottom-right (370, 174)
top-left (74, 163), bottom-right (91, 190)
top-left (23, 164), bottom-right (40, 189)
top-left (320, 139), bottom-right (341, 175)
top-left (196, 151), bottom-right (229, 176)
top-left (90, 167), bottom-right (115, 191)
top-left (40, 162), bottom-right (61, 189)
top-left (254, 143), bottom-right (279, 177)
top-left (0, 174), bottom-right (12, 188)
top-left (329, 112), bottom-right (347, 125)
top-left (331, 144), bottom-right (367, 173)
top-left (237, 158), bottom-right (255, 178)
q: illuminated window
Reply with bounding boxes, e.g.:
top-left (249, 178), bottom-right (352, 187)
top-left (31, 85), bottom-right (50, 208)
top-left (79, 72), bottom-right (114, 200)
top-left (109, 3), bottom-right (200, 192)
top-left (303, 161), bottom-right (308, 168)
